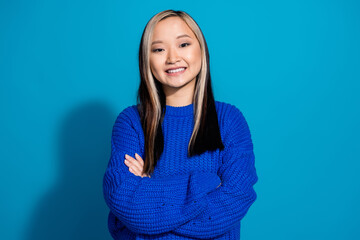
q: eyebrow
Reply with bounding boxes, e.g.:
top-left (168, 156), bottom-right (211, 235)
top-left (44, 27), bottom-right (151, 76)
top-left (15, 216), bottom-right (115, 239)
top-left (151, 34), bottom-right (192, 45)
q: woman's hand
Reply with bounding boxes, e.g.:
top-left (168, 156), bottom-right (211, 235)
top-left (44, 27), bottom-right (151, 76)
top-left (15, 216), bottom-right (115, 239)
top-left (124, 153), bottom-right (151, 178)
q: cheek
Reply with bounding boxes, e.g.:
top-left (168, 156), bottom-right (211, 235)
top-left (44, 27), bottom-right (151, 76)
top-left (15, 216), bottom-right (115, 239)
top-left (149, 58), bottom-right (161, 75)
top-left (192, 50), bottom-right (202, 72)
top-left (189, 46), bottom-right (202, 69)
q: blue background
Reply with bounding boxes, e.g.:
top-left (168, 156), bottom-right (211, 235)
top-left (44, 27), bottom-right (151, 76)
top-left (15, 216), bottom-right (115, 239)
top-left (1, 0), bottom-right (359, 239)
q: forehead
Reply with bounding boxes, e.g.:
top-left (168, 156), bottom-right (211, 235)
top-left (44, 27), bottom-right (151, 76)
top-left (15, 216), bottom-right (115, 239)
top-left (151, 16), bottom-right (195, 41)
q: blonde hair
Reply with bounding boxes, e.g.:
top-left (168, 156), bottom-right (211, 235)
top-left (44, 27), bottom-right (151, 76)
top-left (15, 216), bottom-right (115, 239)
top-left (137, 10), bottom-right (223, 175)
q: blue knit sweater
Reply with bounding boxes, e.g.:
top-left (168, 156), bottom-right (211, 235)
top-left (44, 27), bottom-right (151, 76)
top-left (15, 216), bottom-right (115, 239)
top-left (103, 100), bottom-right (258, 239)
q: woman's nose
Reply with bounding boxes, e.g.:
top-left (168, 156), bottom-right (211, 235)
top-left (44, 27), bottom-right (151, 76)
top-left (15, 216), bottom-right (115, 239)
top-left (166, 47), bottom-right (180, 64)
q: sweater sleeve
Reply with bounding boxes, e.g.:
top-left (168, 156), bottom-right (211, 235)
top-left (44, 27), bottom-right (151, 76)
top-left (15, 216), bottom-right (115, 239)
top-left (171, 107), bottom-right (258, 239)
top-left (102, 107), bottom-right (221, 235)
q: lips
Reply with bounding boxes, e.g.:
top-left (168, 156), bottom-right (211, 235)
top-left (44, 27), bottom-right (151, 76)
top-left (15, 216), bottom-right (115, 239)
top-left (165, 67), bottom-right (187, 73)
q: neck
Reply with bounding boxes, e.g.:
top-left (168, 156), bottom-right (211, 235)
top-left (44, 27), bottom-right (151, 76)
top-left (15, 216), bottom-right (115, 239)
top-left (163, 81), bottom-right (195, 107)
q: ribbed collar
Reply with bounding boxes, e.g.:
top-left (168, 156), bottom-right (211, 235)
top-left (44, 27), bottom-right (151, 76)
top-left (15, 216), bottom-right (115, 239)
top-left (164, 103), bottom-right (194, 117)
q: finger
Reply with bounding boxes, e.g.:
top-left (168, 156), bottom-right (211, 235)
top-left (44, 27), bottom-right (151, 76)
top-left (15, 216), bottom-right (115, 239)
top-left (128, 166), bottom-right (142, 177)
top-left (125, 154), bottom-right (144, 172)
top-left (128, 166), bottom-right (138, 176)
top-left (126, 161), bottom-right (143, 175)
top-left (134, 153), bottom-right (144, 167)
top-left (124, 158), bottom-right (142, 176)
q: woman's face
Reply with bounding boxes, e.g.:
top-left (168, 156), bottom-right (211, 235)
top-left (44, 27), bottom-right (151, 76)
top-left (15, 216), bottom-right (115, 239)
top-left (149, 16), bottom-right (202, 97)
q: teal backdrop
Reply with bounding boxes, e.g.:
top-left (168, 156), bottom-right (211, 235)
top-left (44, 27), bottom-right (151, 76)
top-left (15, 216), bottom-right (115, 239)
top-left (1, 0), bottom-right (359, 239)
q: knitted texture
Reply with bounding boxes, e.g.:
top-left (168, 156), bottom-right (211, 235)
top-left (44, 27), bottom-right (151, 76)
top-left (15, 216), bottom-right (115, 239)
top-left (103, 100), bottom-right (258, 239)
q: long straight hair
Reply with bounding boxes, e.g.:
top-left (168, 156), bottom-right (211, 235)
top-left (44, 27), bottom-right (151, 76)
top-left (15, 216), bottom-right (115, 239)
top-left (137, 10), bottom-right (224, 176)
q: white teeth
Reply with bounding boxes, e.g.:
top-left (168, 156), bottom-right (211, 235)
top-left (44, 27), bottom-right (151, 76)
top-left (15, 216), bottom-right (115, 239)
top-left (167, 67), bottom-right (185, 73)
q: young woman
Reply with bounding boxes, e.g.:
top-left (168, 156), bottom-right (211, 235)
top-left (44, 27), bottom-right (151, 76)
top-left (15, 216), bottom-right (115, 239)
top-left (103, 9), bottom-right (258, 240)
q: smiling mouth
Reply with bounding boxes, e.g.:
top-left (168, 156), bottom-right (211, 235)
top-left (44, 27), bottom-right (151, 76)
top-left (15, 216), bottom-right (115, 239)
top-left (165, 67), bottom-right (186, 74)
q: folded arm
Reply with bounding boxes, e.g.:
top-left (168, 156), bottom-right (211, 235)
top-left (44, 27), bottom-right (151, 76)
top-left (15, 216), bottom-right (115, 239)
top-left (102, 108), bottom-right (221, 235)
top-left (171, 107), bottom-right (258, 239)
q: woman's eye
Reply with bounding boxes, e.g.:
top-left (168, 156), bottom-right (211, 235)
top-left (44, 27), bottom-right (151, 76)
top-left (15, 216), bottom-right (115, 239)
top-left (152, 48), bottom-right (163, 53)
top-left (180, 43), bottom-right (190, 47)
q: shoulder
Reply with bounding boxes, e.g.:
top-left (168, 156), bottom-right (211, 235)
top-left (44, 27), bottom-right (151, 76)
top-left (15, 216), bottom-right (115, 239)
top-left (215, 100), bottom-right (253, 150)
top-left (214, 100), bottom-right (246, 125)
top-left (110, 105), bottom-right (145, 155)
top-left (116, 104), bottom-right (140, 121)
top-left (113, 104), bottom-right (142, 133)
